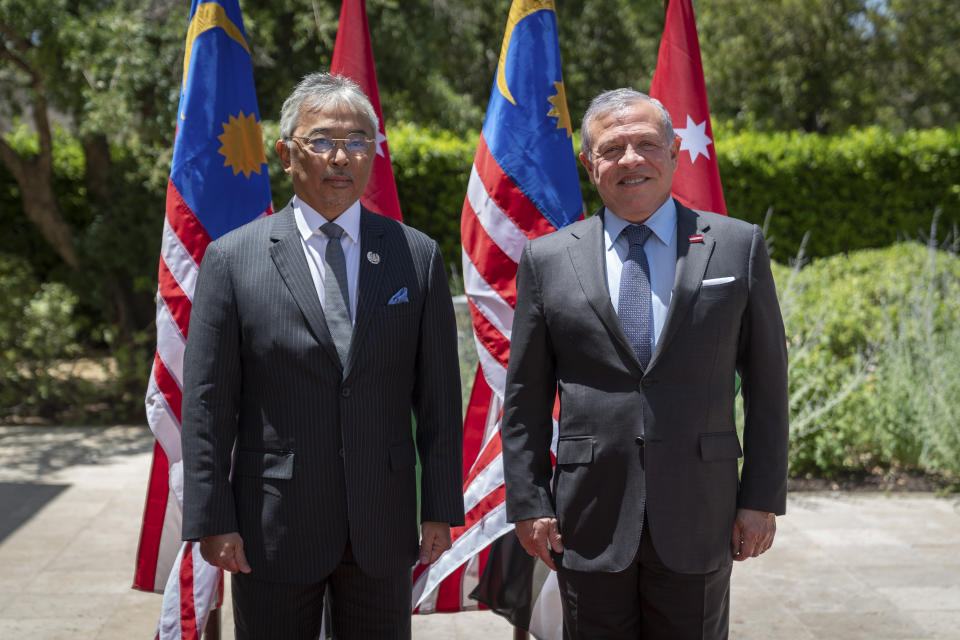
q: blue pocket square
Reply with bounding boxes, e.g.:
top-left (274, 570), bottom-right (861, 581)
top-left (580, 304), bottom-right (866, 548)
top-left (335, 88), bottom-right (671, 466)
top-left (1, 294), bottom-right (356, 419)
top-left (387, 287), bottom-right (409, 305)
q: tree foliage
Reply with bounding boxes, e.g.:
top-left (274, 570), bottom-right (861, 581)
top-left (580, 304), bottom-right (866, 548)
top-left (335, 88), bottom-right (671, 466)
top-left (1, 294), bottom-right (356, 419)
top-left (2, 0), bottom-right (960, 387)
top-left (698, 0), bottom-right (960, 133)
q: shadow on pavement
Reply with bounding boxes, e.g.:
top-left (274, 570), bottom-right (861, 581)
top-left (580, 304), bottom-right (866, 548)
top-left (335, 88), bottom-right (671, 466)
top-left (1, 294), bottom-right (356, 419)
top-left (0, 425), bottom-right (153, 482)
top-left (0, 481), bottom-right (68, 544)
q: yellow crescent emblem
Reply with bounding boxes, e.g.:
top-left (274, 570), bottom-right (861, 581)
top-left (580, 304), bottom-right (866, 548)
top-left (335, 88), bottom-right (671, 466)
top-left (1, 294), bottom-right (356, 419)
top-left (181, 2), bottom-right (250, 94)
top-left (496, 0), bottom-right (555, 106)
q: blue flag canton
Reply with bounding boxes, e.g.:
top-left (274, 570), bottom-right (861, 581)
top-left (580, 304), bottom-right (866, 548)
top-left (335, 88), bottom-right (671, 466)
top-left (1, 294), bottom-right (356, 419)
top-left (172, 0), bottom-right (272, 241)
top-left (483, 9), bottom-right (582, 230)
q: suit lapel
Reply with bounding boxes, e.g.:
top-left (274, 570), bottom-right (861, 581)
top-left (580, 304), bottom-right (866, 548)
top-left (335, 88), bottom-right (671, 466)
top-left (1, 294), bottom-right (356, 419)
top-left (567, 211), bottom-right (640, 372)
top-left (268, 205), bottom-right (342, 369)
top-left (344, 208), bottom-right (387, 377)
top-left (648, 201), bottom-right (715, 369)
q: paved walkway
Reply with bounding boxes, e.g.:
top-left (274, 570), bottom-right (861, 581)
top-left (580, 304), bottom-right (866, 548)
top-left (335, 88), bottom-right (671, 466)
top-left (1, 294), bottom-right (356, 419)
top-left (0, 425), bottom-right (957, 639)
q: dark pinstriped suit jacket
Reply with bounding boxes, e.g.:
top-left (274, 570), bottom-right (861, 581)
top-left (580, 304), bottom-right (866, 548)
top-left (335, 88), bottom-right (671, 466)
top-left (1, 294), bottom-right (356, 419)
top-left (502, 202), bottom-right (788, 576)
top-left (181, 203), bottom-right (464, 583)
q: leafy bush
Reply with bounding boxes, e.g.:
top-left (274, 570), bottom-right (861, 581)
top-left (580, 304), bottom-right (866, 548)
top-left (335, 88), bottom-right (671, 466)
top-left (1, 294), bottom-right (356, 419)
top-left (717, 125), bottom-right (960, 261)
top-left (772, 235), bottom-right (960, 481)
top-left (0, 254), bottom-right (85, 418)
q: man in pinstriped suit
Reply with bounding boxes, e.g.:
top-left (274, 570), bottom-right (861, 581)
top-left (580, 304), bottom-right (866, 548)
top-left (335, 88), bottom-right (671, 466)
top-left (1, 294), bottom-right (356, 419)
top-left (181, 73), bottom-right (464, 639)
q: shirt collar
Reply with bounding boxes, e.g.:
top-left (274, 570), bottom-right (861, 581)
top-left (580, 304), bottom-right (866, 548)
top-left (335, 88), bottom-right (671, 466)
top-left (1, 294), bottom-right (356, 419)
top-left (293, 195), bottom-right (362, 244)
top-left (603, 197), bottom-right (677, 250)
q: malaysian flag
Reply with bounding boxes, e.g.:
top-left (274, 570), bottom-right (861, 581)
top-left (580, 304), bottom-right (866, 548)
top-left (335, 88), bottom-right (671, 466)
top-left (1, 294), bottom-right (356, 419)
top-left (411, 2), bottom-right (581, 635)
top-left (132, 1), bottom-right (273, 638)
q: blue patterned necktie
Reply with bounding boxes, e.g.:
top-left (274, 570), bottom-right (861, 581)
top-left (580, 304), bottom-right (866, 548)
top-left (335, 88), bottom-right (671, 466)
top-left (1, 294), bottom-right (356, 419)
top-left (320, 222), bottom-right (352, 366)
top-left (619, 224), bottom-right (654, 370)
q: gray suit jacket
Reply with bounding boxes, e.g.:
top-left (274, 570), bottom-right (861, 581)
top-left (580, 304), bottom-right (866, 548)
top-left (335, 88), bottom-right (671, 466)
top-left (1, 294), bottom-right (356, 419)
top-left (502, 201), bottom-right (788, 575)
top-left (181, 203), bottom-right (464, 583)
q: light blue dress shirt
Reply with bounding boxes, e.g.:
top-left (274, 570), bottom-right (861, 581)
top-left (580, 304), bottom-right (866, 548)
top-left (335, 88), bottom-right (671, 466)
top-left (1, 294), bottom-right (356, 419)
top-left (604, 198), bottom-right (678, 349)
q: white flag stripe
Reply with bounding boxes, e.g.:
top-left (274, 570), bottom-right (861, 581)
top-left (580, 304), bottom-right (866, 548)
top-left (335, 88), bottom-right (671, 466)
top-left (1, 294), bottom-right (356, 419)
top-left (413, 501), bottom-right (513, 609)
top-left (154, 484), bottom-right (183, 591)
top-left (479, 396), bottom-right (505, 455)
top-left (462, 251), bottom-right (515, 340)
top-left (528, 570), bottom-right (563, 640)
top-left (161, 218), bottom-right (199, 299)
top-left (145, 376), bottom-right (183, 466)
top-left (474, 341), bottom-right (508, 402)
top-left (156, 543), bottom-right (221, 640)
top-left (462, 452), bottom-right (506, 513)
top-left (413, 574), bottom-right (440, 614)
top-left (460, 553), bottom-right (482, 610)
top-left (155, 299), bottom-right (186, 389)
top-left (466, 166), bottom-right (528, 263)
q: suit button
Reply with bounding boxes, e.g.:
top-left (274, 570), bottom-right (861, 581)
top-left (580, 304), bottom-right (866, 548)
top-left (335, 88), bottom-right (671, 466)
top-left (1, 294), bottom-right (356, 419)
top-left (338, 448), bottom-right (344, 458)
top-left (635, 436), bottom-right (645, 446)
top-left (341, 387), bottom-right (351, 398)
top-left (641, 378), bottom-right (655, 388)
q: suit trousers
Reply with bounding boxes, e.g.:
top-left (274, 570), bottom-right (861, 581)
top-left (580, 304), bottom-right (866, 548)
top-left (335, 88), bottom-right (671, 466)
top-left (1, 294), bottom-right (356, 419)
top-left (231, 541), bottom-right (412, 640)
top-left (555, 525), bottom-right (731, 640)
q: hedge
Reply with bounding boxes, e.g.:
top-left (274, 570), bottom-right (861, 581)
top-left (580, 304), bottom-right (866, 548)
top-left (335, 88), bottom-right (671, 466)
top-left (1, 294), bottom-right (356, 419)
top-left (718, 125), bottom-right (960, 261)
top-left (311, 123), bottom-right (960, 267)
top-left (8, 123), bottom-right (956, 283)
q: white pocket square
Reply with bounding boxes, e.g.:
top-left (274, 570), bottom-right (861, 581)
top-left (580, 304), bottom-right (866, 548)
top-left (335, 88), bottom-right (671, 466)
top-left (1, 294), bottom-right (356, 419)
top-left (702, 276), bottom-right (735, 286)
top-left (387, 287), bottom-right (409, 305)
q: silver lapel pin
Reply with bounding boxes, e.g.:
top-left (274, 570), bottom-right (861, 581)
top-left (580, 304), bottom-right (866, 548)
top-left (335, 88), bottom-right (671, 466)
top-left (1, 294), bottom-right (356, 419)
top-left (366, 251), bottom-right (381, 264)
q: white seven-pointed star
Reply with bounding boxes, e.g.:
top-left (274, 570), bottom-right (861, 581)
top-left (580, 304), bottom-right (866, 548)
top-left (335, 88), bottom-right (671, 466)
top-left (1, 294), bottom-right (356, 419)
top-left (375, 129), bottom-right (387, 157)
top-left (674, 115), bottom-right (713, 164)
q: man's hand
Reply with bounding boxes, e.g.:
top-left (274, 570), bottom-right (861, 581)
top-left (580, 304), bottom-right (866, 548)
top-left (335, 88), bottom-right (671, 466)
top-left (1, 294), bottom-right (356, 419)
top-left (199, 532), bottom-right (252, 574)
top-left (731, 508), bottom-right (776, 561)
top-left (515, 517), bottom-right (563, 571)
top-left (419, 521), bottom-right (452, 565)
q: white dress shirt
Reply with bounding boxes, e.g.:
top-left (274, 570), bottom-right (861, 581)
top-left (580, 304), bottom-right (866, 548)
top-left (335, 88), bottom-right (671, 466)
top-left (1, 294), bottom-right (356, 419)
top-left (293, 195), bottom-right (361, 323)
top-left (603, 198), bottom-right (678, 349)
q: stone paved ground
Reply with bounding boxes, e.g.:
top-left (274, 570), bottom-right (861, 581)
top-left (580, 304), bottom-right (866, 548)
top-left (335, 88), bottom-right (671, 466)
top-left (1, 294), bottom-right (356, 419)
top-left (0, 425), bottom-right (957, 639)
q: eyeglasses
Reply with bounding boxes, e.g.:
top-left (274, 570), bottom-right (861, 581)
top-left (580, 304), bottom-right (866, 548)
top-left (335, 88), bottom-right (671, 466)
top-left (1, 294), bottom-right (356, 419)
top-left (286, 134), bottom-right (374, 155)
top-left (593, 140), bottom-right (666, 162)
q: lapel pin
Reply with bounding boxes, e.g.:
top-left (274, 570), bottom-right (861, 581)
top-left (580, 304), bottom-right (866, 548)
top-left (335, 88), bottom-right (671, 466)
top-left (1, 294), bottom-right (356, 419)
top-left (366, 251), bottom-right (381, 264)
top-left (688, 234), bottom-right (704, 244)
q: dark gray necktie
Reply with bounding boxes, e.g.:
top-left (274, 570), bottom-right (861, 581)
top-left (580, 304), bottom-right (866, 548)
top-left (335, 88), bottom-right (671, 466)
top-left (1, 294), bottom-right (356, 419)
top-left (618, 224), bottom-right (654, 370)
top-left (320, 222), bottom-right (352, 365)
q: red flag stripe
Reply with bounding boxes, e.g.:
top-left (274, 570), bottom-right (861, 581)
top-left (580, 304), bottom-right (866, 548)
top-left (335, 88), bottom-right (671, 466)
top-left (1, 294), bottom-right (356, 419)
top-left (461, 205), bottom-right (518, 307)
top-left (165, 179), bottom-right (212, 267)
top-left (465, 167), bottom-right (528, 263)
top-left (474, 134), bottom-right (559, 239)
top-left (157, 258), bottom-right (193, 340)
top-left (178, 542), bottom-right (199, 640)
top-left (133, 441), bottom-right (170, 591)
top-left (461, 365), bottom-right (493, 480)
top-left (153, 352), bottom-right (183, 424)
top-left (463, 429), bottom-right (503, 490)
top-left (452, 485), bottom-right (506, 543)
top-left (466, 299), bottom-right (511, 372)
top-left (435, 564), bottom-right (467, 612)
top-left (462, 256), bottom-right (515, 345)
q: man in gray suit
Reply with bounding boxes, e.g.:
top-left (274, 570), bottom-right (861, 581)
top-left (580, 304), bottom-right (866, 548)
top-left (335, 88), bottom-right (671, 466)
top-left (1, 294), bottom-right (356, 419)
top-left (181, 73), bottom-right (464, 639)
top-left (501, 88), bottom-right (789, 638)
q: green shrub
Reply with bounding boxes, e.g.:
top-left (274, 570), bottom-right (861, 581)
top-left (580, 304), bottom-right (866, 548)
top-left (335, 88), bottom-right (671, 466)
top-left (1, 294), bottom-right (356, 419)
top-left (772, 238), bottom-right (960, 480)
top-left (0, 254), bottom-right (86, 418)
top-left (717, 125), bottom-right (960, 261)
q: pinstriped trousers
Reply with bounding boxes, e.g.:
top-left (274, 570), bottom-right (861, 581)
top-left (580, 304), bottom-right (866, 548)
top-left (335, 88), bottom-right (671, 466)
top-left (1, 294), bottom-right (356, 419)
top-left (231, 541), bottom-right (412, 640)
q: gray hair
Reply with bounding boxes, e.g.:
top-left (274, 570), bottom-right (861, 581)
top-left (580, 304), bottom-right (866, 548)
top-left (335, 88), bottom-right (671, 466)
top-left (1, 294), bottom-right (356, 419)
top-left (279, 72), bottom-right (379, 140)
top-left (580, 89), bottom-right (674, 159)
